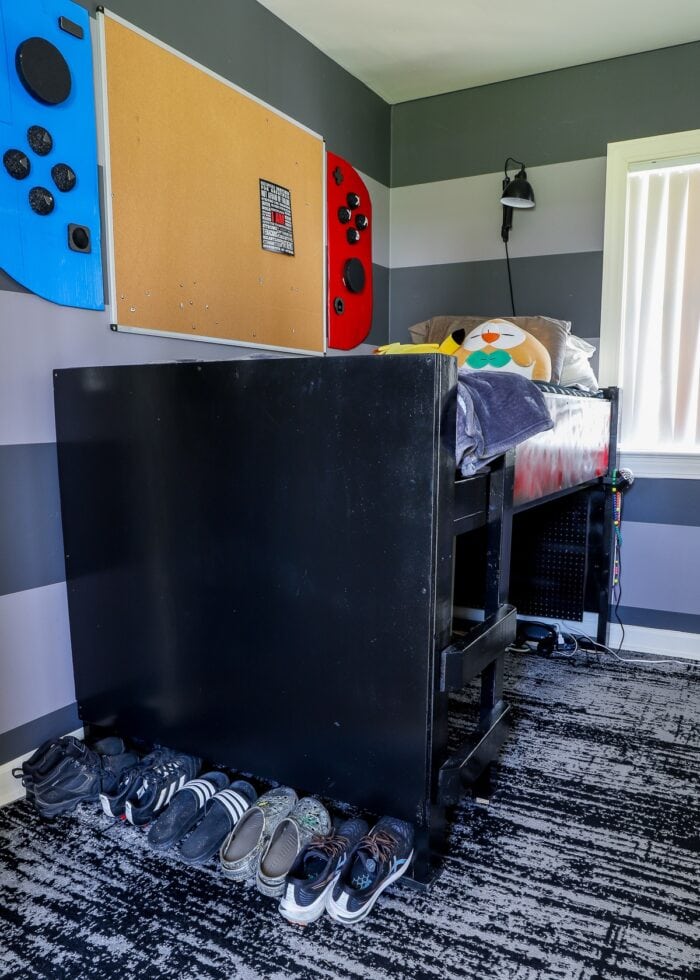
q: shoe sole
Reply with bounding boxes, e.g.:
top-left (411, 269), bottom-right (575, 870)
top-left (256, 872), bottom-right (287, 898)
top-left (35, 794), bottom-right (99, 819)
top-left (279, 876), bottom-right (339, 926)
top-left (326, 850), bottom-right (414, 925)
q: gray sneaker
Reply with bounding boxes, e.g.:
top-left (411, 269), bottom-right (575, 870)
top-left (219, 786), bottom-right (297, 881)
top-left (257, 797), bottom-right (332, 897)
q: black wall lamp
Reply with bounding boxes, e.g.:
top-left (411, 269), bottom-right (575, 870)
top-left (500, 157), bottom-right (535, 314)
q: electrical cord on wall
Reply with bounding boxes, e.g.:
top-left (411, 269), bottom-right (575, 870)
top-left (504, 240), bottom-right (516, 316)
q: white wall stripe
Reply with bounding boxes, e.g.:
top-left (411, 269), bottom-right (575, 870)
top-left (357, 169), bottom-right (390, 269)
top-left (0, 583), bottom-right (75, 737)
top-left (390, 157), bottom-right (606, 269)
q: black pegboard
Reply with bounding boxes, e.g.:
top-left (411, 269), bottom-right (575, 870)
top-left (510, 492), bottom-right (590, 621)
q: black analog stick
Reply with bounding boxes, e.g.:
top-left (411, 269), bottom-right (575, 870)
top-left (16, 37), bottom-right (72, 105)
top-left (29, 186), bottom-right (55, 215)
top-left (343, 258), bottom-right (366, 294)
top-left (3, 149), bottom-right (30, 180)
top-left (27, 126), bottom-right (53, 156)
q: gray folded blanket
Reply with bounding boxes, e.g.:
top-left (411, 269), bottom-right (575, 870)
top-left (456, 370), bottom-right (553, 476)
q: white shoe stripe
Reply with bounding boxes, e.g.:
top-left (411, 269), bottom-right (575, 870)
top-left (217, 794), bottom-right (242, 823)
top-left (155, 786), bottom-right (169, 811)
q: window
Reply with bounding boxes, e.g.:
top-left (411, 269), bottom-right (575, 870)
top-left (600, 130), bottom-right (700, 478)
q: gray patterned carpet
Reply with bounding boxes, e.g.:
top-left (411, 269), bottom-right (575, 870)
top-left (1, 651), bottom-right (698, 980)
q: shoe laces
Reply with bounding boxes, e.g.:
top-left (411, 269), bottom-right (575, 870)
top-left (358, 829), bottom-right (396, 865)
top-left (308, 829), bottom-right (349, 860)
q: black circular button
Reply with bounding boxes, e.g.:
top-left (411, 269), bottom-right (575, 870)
top-left (3, 148), bottom-right (30, 180)
top-left (347, 192), bottom-right (360, 209)
top-left (355, 213), bottom-right (369, 230)
top-left (343, 258), bottom-right (366, 294)
top-left (16, 37), bottom-right (72, 105)
top-left (346, 228), bottom-right (360, 245)
top-left (69, 225), bottom-right (90, 251)
top-left (28, 186), bottom-right (55, 215)
top-left (52, 163), bottom-right (76, 192)
top-left (333, 297), bottom-right (345, 315)
top-left (337, 206), bottom-right (351, 224)
top-left (27, 125), bottom-right (53, 156)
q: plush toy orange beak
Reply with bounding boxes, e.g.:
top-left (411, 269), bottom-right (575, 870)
top-left (481, 329), bottom-right (500, 344)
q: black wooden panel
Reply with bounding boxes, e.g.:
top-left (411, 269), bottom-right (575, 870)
top-left (54, 355), bottom-right (456, 823)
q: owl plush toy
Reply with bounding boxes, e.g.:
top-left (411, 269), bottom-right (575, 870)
top-left (376, 318), bottom-right (552, 381)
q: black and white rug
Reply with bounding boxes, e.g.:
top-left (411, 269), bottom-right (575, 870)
top-left (1, 651), bottom-right (698, 980)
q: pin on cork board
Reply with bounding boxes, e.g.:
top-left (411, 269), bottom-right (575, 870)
top-left (99, 11), bottom-right (326, 353)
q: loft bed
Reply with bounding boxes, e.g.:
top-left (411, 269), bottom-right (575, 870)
top-left (53, 354), bottom-right (618, 888)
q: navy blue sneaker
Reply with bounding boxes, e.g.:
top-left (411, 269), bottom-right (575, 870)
top-left (124, 752), bottom-right (201, 827)
top-left (279, 818), bottom-right (369, 925)
top-left (326, 816), bottom-right (414, 925)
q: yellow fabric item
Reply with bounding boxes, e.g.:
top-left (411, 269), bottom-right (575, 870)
top-left (375, 336), bottom-right (461, 357)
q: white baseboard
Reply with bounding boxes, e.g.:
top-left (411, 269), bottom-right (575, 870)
top-left (0, 727), bottom-right (84, 809)
top-left (608, 624), bottom-right (700, 661)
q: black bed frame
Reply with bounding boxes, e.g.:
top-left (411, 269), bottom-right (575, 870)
top-left (53, 354), bottom-right (618, 888)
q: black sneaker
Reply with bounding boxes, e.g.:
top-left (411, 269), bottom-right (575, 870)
top-left (99, 748), bottom-right (172, 818)
top-left (12, 736), bottom-right (80, 803)
top-left (33, 743), bottom-right (104, 818)
top-left (124, 752), bottom-right (201, 827)
top-left (326, 816), bottom-right (414, 925)
top-left (279, 818), bottom-right (369, 925)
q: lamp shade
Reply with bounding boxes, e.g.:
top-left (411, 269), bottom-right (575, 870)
top-left (501, 173), bottom-right (535, 208)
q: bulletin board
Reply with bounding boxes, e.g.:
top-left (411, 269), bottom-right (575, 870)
top-left (99, 12), bottom-right (326, 353)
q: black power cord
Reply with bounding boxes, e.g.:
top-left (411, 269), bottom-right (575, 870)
top-left (504, 240), bottom-right (516, 316)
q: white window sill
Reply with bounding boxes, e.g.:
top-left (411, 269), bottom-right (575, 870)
top-left (619, 450), bottom-right (700, 479)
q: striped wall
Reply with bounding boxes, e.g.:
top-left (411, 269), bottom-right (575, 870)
top-left (0, 0), bottom-right (390, 764)
top-left (388, 41), bottom-right (700, 649)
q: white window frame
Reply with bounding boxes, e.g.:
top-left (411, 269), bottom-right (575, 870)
top-left (600, 129), bottom-right (700, 480)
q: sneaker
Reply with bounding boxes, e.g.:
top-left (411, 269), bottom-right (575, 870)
top-left (219, 786), bottom-right (297, 881)
top-left (147, 771), bottom-right (230, 849)
top-left (33, 740), bottom-right (134, 819)
top-left (99, 748), bottom-right (173, 819)
top-left (279, 817), bottom-right (369, 925)
top-left (124, 752), bottom-right (201, 827)
top-left (257, 798), bottom-right (332, 898)
top-left (12, 737), bottom-right (77, 803)
top-left (33, 743), bottom-right (103, 818)
top-left (326, 816), bottom-right (415, 925)
top-left (180, 780), bottom-right (257, 865)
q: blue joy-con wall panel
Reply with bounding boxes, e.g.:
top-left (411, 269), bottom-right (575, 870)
top-left (0, 0), bottom-right (103, 309)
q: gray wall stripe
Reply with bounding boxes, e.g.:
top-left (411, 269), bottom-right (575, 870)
top-left (389, 251), bottom-right (603, 342)
top-left (0, 268), bottom-right (28, 294)
top-left (0, 702), bottom-right (80, 766)
top-left (0, 444), bottom-right (65, 598)
top-left (617, 606), bottom-right (700, 637)
top-left (391, 41), bottom-right (700, 187)
top-left (623, 479), bottom-right (700, 527)
top-left (75, 0), bottom-right (391, 185)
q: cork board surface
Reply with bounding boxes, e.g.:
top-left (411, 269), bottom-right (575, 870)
top-left (103, 14), bottom-right (325, 352)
